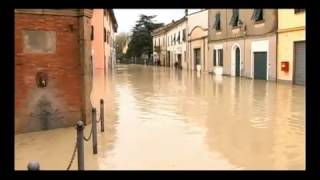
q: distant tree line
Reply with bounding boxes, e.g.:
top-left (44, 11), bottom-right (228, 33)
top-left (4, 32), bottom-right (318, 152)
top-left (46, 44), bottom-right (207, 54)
top-left (116, 14), bottom-right (163, 64)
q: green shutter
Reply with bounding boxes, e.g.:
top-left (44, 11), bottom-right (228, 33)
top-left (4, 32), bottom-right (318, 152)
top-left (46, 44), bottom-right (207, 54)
top-left (229, 9), bottom-right (239, 26)
top-left (215, 13), bottom-right (221, 30)
top-left (252, 9), bottom-right (263, 21)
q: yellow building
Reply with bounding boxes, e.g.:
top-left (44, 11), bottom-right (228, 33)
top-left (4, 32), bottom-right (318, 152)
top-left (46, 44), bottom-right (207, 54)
top-left (277, 9), bottom-right (305, 85)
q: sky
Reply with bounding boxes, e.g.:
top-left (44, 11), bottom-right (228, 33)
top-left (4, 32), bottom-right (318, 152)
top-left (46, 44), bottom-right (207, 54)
top-left (114, 9), bottom-right (202, 34)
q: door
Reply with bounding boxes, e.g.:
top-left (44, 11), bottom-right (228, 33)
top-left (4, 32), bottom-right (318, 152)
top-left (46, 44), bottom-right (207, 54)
top-left (235, 47), bottom-right (240, 77)
top-left (294, 41), bottom-right (305, 85)
top-left (194, 48), bottom-right (201, 69)
top-left (167, 51), bottom-right (170, 66)
top-left (254, 52), bottom-right (267, 80)
top-left (178, 54), bottom-right (182, 67)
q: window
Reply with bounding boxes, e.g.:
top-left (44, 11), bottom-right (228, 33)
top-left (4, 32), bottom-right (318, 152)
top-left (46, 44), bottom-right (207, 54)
top-left (107, 31), bottom-right (110, 44)
top-left (177, 32), bottom-right (180, 44)
top-left (182, 29), bottom-right (186, 41)
top-left (230, 9), bottom-right (239, 27)
top-left (252, 9), bottom-right (263, 22)
top-left (215, 13), bottom-right (221, 31)
top-left (104, 28), bottom-right (106, 42)
top-left (213, 49), bottom-right (223, 66)
top-left (174, 34), bottom-right (176, 45)
top-left (91, 25), bottom-right (94, 41)
top-left (295, 9), bottom-right (305, 14)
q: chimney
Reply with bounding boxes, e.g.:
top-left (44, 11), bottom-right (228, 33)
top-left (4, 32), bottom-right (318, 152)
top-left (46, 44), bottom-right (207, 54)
top-left (185, 9), bottom-right (188, 16)
top-left (172, 20), bottom-right (174, 23)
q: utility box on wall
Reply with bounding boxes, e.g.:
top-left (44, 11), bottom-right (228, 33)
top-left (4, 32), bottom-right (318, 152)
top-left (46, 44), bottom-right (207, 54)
top-left (281, 61), bottom-right (289, 72)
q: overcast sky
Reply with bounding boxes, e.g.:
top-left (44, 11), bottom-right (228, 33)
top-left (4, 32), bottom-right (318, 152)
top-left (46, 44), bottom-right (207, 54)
top-left (114, 9), bottom-right (202, 34)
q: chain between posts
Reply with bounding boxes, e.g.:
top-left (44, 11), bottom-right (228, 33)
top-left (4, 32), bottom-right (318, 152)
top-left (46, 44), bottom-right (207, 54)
top-left (83, 123), bottom-right (93, 141)
top-left (66, 140), bottom-right (77, 170)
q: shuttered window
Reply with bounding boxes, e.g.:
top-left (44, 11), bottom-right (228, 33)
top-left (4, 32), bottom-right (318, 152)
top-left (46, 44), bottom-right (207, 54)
top-left (218, 49), bottom-right (223, 66)
top-left (230, 9), bottom-right (239, 27)
top-left (182, 29), bottom-right (186, 41)
top-left (251, 9), bottom-right (263, 22)
top-left (215, 13), bottom-right (221, 31)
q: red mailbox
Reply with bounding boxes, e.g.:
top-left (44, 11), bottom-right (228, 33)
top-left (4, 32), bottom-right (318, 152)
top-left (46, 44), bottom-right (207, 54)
top-left (281, 61), bottom-right (289, 72)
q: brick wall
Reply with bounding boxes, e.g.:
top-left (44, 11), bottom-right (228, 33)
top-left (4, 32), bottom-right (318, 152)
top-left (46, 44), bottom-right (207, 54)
top-left (15, 13), bottom-right (84, 133)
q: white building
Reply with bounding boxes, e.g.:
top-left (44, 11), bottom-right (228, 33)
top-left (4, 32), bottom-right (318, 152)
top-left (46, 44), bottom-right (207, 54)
top-left (166, 17), bottom-right (187, 69)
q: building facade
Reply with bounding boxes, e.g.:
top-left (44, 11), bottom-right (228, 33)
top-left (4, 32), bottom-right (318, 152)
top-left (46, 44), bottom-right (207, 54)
top-left (165, 18), bottom-right (187, 68)
top-left (152, 27), bottom-right (167, 66)
top-left (91, 9), bottom-right (118, 71)
top-left (277, 9), bottom-right (305, 85)
top-left (208, 9), bottom-right (278, 80)
top-left (15, 9), bottom-right (93, 133)
top-left (187, 9), bottom-right (208, 72)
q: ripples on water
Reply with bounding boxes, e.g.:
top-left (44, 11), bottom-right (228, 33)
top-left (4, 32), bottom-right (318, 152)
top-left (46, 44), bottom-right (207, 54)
top-left (15, 64), bottom-right (305, 170)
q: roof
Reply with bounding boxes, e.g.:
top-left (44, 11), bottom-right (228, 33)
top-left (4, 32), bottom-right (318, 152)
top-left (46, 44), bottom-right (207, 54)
top-left (152, 16), bottom-right (187, 36)
top-left (105, 9), bottom-right (118, 32)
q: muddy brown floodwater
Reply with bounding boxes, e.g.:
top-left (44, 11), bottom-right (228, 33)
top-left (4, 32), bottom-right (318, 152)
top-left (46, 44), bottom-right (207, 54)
top-left (15, 64), bottom-right (305, 170)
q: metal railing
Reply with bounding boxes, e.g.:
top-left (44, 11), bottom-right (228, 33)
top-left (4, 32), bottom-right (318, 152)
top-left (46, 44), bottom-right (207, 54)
top-left (27, 98), bottom-right (105, 171)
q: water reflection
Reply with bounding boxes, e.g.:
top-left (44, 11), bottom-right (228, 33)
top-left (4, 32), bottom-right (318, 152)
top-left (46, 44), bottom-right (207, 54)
top-left (15, 64), bottom-right (305, 170)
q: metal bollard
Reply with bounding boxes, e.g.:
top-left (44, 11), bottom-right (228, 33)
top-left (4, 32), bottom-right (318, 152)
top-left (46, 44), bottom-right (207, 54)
top-left (100, 99), bottom-right (104, 132)
top-left (76, 121), bottom-right (84, 170)
top-left (92, 108), bottom-right (98, 154)
top-left (27, 161), bottom-right (40, 170)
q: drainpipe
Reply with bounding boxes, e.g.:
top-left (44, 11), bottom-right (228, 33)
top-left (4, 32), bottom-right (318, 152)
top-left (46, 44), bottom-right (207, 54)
top-left (275, 10), bottom-right (278, 82)
top-left (203, 37), bottom-right (205, 72)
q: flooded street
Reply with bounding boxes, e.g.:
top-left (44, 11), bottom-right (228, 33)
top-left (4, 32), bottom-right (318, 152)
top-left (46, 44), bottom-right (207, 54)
top-left (15, 64), bottom-right (305, 170)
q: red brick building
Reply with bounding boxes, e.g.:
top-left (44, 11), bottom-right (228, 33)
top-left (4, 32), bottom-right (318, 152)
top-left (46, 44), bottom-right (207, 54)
top-left (15, 9), bottom-right (94, 133)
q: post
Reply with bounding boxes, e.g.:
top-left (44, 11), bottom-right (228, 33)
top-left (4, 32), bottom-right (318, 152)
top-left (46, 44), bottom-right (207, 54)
top-left (92, 108), bottom-right (98, 154)
top-left (100, 99), bottom-right (104, 132)
top-left (76, 121), bottom-right (84, 170)
top-left (27, 161), bottom-right (40, 170)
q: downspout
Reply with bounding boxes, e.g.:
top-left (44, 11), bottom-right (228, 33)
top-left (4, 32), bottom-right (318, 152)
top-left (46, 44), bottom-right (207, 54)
top-left (203, 36), bottom-right (205, 72)
top-left (275, 9), bottom-right (278, 82)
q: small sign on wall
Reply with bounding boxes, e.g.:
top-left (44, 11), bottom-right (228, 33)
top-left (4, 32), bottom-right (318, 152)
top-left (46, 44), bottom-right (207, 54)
top-left (23, 30), bottom-right (56, 53)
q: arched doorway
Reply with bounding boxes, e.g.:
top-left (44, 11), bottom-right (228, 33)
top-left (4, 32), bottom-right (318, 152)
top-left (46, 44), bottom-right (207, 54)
top-left (235, 47), bottom-right (240, 77)
top-left (231, 44), bottom-right (241, 77)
